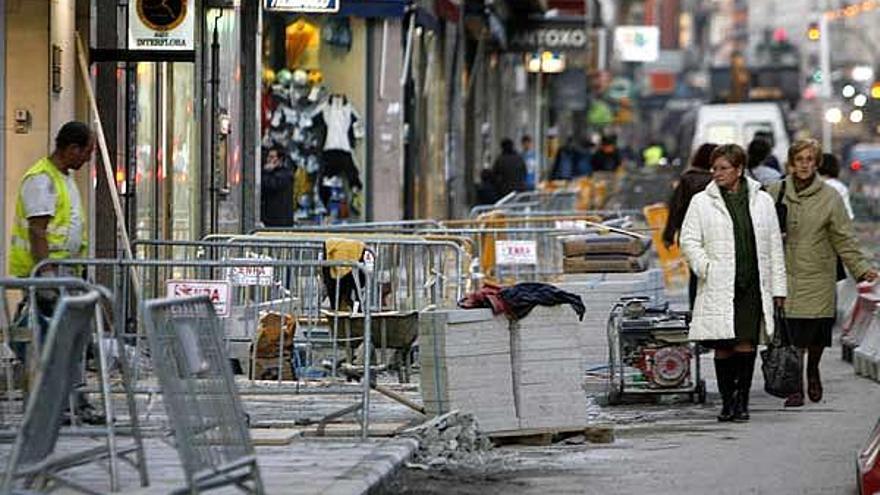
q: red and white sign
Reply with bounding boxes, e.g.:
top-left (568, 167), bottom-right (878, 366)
top-left (555, 220), bottom-right (590, 231)
top-left (166, 279), bottom-right (231, 317)
top-left (495, 240), bottom-right (538, 265)
top-left (226, 261), bottom-right (274, 286)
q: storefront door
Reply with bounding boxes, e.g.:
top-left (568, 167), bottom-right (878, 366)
top-left (129, 62), bottom-right (199, 242)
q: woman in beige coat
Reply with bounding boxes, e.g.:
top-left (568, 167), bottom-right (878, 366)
top-left (681, 144), bottom-right (787, 421)
top-left (767, 139), bottom-right (878, 407)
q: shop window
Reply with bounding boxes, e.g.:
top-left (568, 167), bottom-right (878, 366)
top-left (262, 14), bottom-right (367, 224)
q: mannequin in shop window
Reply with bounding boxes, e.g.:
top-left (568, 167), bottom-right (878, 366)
top-left (313, 94), bottom-right (364, 219)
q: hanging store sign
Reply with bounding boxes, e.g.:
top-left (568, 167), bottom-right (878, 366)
top-left (614, 26), bottom-right (660, 62)
top-left (264, 0), bottom-right (341, 13)
top-left (166, 280), bottom-right (231, 317)
top-left (509, 26), bottom-right (589, 52)
top-left (128, 0), bottom-right (194, 51)
top-left (495, 240), bottom-right (538, 266)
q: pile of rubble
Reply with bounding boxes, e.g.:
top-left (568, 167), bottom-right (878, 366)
top-left (401, 411), bottom-right (495, 468)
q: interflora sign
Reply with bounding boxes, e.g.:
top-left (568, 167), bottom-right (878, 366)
top-left (265, 0), bottom-right (340, 13)
top-left (128, 0), bottom-right (194, 51)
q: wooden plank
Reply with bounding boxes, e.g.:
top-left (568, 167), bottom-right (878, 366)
top-left (489, 424), bottom-right (615, 446)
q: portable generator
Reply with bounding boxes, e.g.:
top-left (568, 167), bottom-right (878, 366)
top-left (606, 296), bottom-right (706, 404)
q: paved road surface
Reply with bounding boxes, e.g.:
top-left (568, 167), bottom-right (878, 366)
top-left (386, 341), bottom-right (880, 495)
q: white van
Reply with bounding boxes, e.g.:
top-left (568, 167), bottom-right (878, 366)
top-left (691, 102), bottom-right (790, 164)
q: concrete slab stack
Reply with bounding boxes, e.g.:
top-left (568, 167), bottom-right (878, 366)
top-left (419, 309), bottom-right (519, 432)
top-left (554, 269), bottom-right (666, 372)
top-left (419, 305), bottom-right (589, 433)
top-left (512, 306), bottom-right (588, 429)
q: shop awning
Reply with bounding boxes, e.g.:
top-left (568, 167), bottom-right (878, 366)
top-left (337, 0), bottom-right (408, 18)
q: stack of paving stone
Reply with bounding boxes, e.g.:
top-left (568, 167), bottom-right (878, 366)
top-left (555, 269), bottom-right (666, 373)
top-left (511, 306), bottom-right (588, 429)
top-left (419, 309), bottom-right (519, 432)
top-left (561, 232), bottom-right (652, 274)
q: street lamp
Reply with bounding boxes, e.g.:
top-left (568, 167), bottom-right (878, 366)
top-left (855, 94), bottom-right (868, 107)
top-left (843, 84), bottom-right (856, 98)
top-left (850, 109), bottom-right (865, 123)
top-left (825, 107), bottom-right (843, 124)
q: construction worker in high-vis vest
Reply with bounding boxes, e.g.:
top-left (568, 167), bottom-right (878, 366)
top-left (10, 121), bottom-right (93, 278)
top-left (9, 121), bottom-right (103, 424)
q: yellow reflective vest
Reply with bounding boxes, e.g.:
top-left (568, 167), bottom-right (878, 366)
top-left (9, 157), bottom-right (87, 277)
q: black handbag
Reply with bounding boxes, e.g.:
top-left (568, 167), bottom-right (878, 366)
top-left (761, 308), bottom-right (802, 399)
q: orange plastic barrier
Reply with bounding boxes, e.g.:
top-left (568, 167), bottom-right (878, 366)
top-left (643, 203), bottom-right (689, 287)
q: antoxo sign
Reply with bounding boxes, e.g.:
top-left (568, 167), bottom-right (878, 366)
top-left (510, 28), bottom-right (589, 51)
top-left (128, 0), bottom-right (194, 51)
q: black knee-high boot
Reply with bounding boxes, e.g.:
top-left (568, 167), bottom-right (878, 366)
top-left (714, 357), bottom-right (738, 422)
top-left (734, 352), bottom-right (757, 421)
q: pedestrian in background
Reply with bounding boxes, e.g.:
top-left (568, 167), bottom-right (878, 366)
top-left (491, 138), bottom-right (527, 198)
top-left (260, 146), bottom-right (294, 227)
top-left (819, 152), bottom-right (854, 220)
top-left (767, 139), bottom-right (877, 407)
top-left (746, 137), bottom-right (783, 186)
top-left (662, 142), bottom-right (717, 308)
top-left (475, 169), bottom-right (499, 206)
top-left (520, 135), bottom-right (538, 191)
top-left (680, 144), bottom-right (787, 422)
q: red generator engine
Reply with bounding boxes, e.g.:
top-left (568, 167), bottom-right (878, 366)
top-left (606, 297), bottom-right (706, 404)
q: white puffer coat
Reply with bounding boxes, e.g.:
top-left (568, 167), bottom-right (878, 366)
top-left (679, 177), bottom-right (787, 342)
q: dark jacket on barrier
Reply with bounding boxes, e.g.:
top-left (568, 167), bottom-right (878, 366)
top-left (662, 168), bottom-right (713, 247)
top-left (459, 282), bottom-right (585, 321)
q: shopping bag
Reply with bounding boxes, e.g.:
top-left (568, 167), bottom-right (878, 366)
top-left (761, 309), bottom-right (802, 399)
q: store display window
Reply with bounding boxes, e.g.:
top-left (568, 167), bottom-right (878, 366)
top-left (262, 14), bottom-right (368, 223)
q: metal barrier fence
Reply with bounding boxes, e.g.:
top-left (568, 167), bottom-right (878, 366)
top-left (33, 257), bottom-right (373, 386)
top-left (419, 216), bottom-right (651, 286)
top-left (252, 219), bottom-right (443, 234)
top-left (31, 258), bottom-right (380, 438)
top-left (242, 233), bottom-right (470, 309)
top-left (143, 295), bottom-right (265, 492)
top-left (0, 278), bottom-right (148, 493)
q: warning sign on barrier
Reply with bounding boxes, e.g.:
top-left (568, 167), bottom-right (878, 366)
top-left (226, 261), bottom-right (274, 286)
top-left (495, 240), bottom-right (538, 265)
top-left (555, 220), bottom-right (590, 231)
top-left (166, 279), bottom-right (231, 317)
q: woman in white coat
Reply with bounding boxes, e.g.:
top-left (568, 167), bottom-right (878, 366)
top-left (680, 144), bottom-right (787, 422)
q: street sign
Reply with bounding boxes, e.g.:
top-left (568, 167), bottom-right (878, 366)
top-left (264, 0), bottom-right (340, 13)
top-left (495, 240), bottom-right (538, 265)
top-left (128, 0), bottom-right (194, 51)
top-left (614, 26), bottom-right (659, 62)
top-left (166, 279), bottom-right (231, 317)
top-left (226, 261), bottom-right (274, 286)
